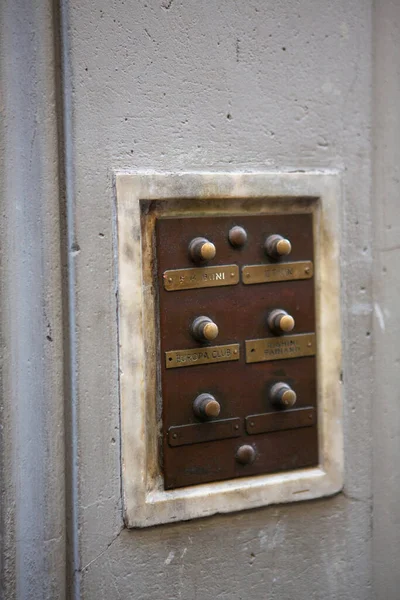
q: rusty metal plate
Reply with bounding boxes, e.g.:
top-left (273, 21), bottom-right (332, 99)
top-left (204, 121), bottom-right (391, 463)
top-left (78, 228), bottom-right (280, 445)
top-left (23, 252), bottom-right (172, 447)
top-left (163, 265), bottom-right (239, 291)
top-left (168, 418), bottom-right (242, 447)
top-left (165, 343), bottom-right (240, 369)
top-left (242, 261), bottom-right (313, 285)
top-left (156, 213), bottom-right (318, 489)
top-left (245, 333), bottom-right (316, 363)
top-left (245, 407), bottom-right (316, 435)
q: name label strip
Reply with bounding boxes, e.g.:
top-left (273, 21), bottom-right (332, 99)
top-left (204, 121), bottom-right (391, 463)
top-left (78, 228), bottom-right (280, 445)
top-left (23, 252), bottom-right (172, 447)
top-left (245, 333), bottom-right (316, 363)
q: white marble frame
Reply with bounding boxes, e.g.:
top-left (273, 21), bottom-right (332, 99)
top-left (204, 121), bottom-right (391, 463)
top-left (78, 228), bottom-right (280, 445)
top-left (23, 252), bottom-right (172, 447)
top-left (115, 171), bottom-right (343, 528)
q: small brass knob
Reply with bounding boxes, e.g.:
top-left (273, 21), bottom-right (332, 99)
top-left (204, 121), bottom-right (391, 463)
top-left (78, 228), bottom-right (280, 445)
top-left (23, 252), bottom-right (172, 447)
top-left (236, 445), bottom-right (256, 465)
top-left (270, 382), bottom-right (297, 408)
top-left (189, 237), bottom-right (216, 263)
top-left (268, 309), bottom-right (295, 334)
top-left (228, 226), bottom-right (248, 248)
top-left (191, 316), bottom-right (219, 342)
top-left (265, 234), bottom-right (292, 258)
top-left (193, 393), bottom-right (221, 420)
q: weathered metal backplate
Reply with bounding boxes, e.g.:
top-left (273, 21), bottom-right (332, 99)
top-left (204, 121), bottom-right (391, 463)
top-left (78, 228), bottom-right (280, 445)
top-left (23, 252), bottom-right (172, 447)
top-left (168, 418), bottom-right (242, 447)
top-left (245, 333), bottom-right (316, 364)
top-left (242, 260), bottom-right (313, 285)
top-left (166, 343), bottom-right (240, 369)
top-left (156, 213), bottom-right (318, 490)
top-left (245, 407), bottom-right (316, 435)
top-left (163, 265), bottom-right (239, 291)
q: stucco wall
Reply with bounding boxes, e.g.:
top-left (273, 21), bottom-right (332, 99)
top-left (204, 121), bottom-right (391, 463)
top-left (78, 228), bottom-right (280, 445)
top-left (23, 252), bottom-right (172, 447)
top-left (0, 1), bottom-right (66, 598)
top-left (63, 1), bottom-right (373, 598)
top-left (3, 0), bottom-right (400, 598)
top-left (372, 0), bottom-right (400, 597)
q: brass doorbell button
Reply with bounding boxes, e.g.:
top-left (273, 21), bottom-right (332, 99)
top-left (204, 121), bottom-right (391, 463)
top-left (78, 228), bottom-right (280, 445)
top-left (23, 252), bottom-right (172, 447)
top-left (193, 393), bottom-right (221, 420)
top-left (228, 226), bottom-right (248, 248)
top-left (188, 237), bottom-right (216, 263)
top-left (265, 234), bottom-right (292, 258)
top-left (236, 445), bottom-right (256, 465)
top-left (191, 316), bottom-right (219, 342)
top-left (270, 382), bottom-right (297, 408)
top-left (268, 309), bottom-right (295, 334)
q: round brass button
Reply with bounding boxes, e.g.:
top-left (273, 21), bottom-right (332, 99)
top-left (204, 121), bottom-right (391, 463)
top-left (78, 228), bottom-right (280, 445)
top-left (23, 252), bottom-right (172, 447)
top-left (270, 382), bottom-right (297, 408)
top-left (191, 316), bottom-right (219, 342)
top-left (228, 226), bottom-right (248, 248)
top-left (279, 314), bottom-right (295, 332)
top-left (200, 241), bottom-right (216, 261)
top-left (203, 321), bottom-right (219, 341)
top-left (276, 238), bottom-right (292, 255)
top-left (203, 399), bottom-right (220, 417)
top-left (189, 237), bottom-right (216, 263)
top-left (236, 445), bottom-right (256, 465)
top-left (193, 393), bottom-right (221, 420)
top-left (265, 234), bottom-right (292, 258)
top-left (268, 309), bottom-right (295, 334)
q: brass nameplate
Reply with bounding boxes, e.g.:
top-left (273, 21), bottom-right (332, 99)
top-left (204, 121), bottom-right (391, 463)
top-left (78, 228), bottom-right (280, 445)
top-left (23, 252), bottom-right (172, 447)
top-left (163, 265), bottom-right (239, 291)
top-left (245, 333), bottom-right (316, 363)
top-left (166, 343), bottom-right (240, 369)
top-left (168, 418), bottom-right (242, 447)
top-left (242, 261), bottom-right (313, 285)
top-left (245, 407), bottom-right (316, 435)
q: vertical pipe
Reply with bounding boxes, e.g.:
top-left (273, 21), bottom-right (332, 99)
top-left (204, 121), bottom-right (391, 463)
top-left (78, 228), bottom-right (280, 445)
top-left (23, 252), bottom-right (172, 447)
top-left (58, 0), bottom-right (81, 596)
top-left (0, 0), bottom-right (66, 597)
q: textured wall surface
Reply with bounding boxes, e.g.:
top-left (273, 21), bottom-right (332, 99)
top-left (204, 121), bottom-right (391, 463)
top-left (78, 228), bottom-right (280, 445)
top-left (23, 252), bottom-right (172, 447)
top-left (372, 0), bottom-right (400, 597)
top-left (62, 1), bottom-right (373, 598)
top-left (0, 1), bottom-right (66, 598)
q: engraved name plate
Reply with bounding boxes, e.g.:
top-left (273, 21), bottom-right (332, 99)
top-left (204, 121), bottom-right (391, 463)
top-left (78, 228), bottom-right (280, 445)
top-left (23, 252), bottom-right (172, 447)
top-left (166, 343), bottom-right (240, 369)
top-left (245, 333), bottom-right (316, 363)
top-left (163, 265), bottom-right (239, 291)
top-left (242, 261), bottom-right (313, 285)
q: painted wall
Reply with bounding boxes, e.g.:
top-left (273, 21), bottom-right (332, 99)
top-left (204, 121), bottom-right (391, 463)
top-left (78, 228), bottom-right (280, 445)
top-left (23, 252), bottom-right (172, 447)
top-left (1, 1), bottom-right (66, 598)
top-left (1, 0), bottom-right (399, 598)
top-left (64, 1), bottom-right (373, 598)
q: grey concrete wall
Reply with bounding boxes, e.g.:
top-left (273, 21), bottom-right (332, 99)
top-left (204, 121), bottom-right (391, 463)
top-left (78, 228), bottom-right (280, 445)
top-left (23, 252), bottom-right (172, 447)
top-left (62, 1), bottom-right (373, 598)
top-left (0, 1), bottom-right (66, 598)
top-left (5, 0), bottom-right (400, 598)
top-left (372, 0), bottom-right (400, 598)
